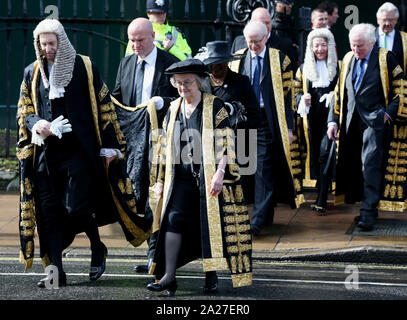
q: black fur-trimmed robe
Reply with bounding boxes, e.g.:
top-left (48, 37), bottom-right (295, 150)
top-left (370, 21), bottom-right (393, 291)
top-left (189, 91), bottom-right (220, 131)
top-left (17, 55), bottom-right (152, 270)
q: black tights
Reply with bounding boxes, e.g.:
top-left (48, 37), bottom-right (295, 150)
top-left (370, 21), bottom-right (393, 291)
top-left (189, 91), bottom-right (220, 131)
top-left (158, 232), bottom-right (217, 286)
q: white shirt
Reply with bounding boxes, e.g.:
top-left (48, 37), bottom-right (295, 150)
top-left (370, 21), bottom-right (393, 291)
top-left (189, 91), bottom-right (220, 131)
top-left (134, 46), bottom-right (157, 104)
top-left (250, 46), bottom-right (267, 108)
top-left (378, 28), bottom-right (395, 51)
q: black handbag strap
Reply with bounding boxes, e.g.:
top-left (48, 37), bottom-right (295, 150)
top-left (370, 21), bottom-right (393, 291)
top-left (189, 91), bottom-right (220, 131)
top-left (181, 100), bottom-right (200, 186)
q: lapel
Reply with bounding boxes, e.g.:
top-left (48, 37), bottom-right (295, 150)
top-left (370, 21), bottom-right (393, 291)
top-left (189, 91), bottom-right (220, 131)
top-left (346, 56), bottom-right (356, 97)
top-left (394, 30), bottom-right (402, 51)
top-left (260, 48), bottom-right (270, 84)
top-left (392, 30), bottom-right (404, 64)
top-left (151, 49), bottom-right (162, 96)
top-left (128, 54), bottom-right (138, 104)
top-left (356, 45), bottom-right (379, 95)
top-left (345, 56), bottom-right (356, 130)
top-left (243, 50), bottom-right (252, 80)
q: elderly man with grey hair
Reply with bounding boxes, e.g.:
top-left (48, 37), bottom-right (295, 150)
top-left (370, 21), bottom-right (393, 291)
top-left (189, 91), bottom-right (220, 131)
top-left (230, 20), bottom-right (304, 235)
top-left (375, 2), bottom-right (407, 74)
top-left (231, 7), bottom-right (299, 68)
top-left (327, 23), bottom-right (406, 231)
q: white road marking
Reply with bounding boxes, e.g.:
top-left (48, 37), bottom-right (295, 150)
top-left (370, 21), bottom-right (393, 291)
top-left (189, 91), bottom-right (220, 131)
top-left (1, 272), bottom-right (407, 288)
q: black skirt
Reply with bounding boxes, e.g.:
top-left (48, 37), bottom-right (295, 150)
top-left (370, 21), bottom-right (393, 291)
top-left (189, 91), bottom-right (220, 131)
top-left (166, 178), bottom-right (201, 233)
top-left (166, 102), bottom-right (203, 234)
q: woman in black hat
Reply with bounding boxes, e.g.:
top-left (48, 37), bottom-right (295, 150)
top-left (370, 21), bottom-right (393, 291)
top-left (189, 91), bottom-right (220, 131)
top-left (147, 59), bottom-right (253, 296)
top-left (198, 41), bottom-right (262, 131)
top-left (198, 41), bottom-right (263, 204)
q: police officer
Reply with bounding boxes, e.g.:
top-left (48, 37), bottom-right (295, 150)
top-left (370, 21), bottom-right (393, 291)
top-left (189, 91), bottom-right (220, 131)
top-left (271, 0), bottom-right (297, 45)
top-left (125, 0), bottom-right (192, 61)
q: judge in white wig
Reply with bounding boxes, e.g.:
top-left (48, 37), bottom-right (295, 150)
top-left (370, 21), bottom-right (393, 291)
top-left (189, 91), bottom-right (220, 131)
top-left (17, 18), bottom-right (152, 288)
top-left (294, 27), bottom-right (339, 215)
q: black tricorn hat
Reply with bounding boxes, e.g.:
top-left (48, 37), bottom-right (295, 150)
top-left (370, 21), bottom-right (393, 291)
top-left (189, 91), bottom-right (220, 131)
top-left (146, 0), bottom-right (168, 13)
top-left (199, 41), bottom-right (245, 66)
top-left (165, 59), bottom-right (209, 77)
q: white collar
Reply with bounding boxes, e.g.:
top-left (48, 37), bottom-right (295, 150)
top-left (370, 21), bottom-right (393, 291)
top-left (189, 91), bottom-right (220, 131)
top-left (379, 28), bottom-right (396, 37)
top-left (47, 62), bottom-right (65, 99)
top-left (312, 60), bottom-right (331, 88)
top-left (138, 46), bottom-right (157, 66)
top-left (251, 46), bottom-right (267, 60)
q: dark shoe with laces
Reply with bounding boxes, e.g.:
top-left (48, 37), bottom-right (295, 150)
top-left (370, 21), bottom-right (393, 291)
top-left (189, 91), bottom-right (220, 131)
top-left (89, 243), bottom-right (107, 281)
top-left (203, 272), bottom-right (218, 294)
top-left (147, 279), bottom-right (177, 296)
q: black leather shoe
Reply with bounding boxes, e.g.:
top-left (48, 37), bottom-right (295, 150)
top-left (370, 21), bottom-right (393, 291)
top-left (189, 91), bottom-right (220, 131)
top-left (357, 216), bottom-right (375, 231)
top-left (203, 272), bottom-right (218, 294)
top-left (251, 226), bottom-right (261, 236)
top-left (134, 264), bottom-right (149, 273)
top-left (355, 213), bottom-right (378, 223)
top-left (37, 273), bottom-right (67, 288)
top-left (311, 204), bottom-right (327, 216)
top-left (89, 243), bottom-right (107, 281)
top-left (147, 279), bottom-right (177, 296)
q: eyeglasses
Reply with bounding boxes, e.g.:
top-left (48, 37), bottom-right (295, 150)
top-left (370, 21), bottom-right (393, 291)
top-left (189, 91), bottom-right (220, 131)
top-left (246, 36), bottom-right (265, 45)
top-left (172, 79), bottom-right (196, 88)
top-left (380, 18), bottom-right (397, 23)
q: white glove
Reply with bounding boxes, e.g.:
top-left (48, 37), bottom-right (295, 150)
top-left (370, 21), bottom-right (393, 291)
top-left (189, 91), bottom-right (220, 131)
top-left (319, 91), bottom-right (334, 108)
top-left (50, 115), bottom-right (72, 139)
top-left (100, 148), bottom-right (123, 159)
top-left (31, 132), bottom-right (46, 146)
top-left (151, 96), bottom-right (164, 110)
top-left (297, 94), bottom-right (311, 118)
top-left (31, 120), bottom-right (48, 146)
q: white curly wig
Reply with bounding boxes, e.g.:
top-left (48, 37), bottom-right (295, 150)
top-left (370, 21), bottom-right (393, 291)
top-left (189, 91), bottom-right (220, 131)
top-left (303, 28), bottom-right (337, 82)
top-left (33, 19), bottom-right (76, 90)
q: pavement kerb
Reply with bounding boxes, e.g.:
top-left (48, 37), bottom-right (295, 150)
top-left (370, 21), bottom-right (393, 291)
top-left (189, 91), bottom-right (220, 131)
top-left (2, 245), bottom-right (407, 266)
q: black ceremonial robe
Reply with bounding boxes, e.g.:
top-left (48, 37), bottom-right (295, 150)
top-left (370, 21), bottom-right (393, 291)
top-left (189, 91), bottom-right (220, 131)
top-left (111, 97), bottom-right (165, 239)
top-left (229, 47), bottom-right (305, 209)
top-left (17, 55), bottom-right (152, 270)
top-left (329, 48), bottom-right (407, 211)
top-left (152, 94), bottom-right (253, 288)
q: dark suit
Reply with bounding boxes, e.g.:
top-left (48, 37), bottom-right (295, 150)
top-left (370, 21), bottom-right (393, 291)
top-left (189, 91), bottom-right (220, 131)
top-left (328, 44), bottom-right (403, 219)
top-left (231, 31), bottom-right (299, 69)
top-left (112, 48), bottom-right (178, 269)
top-left (235, 46), bottom-right (295, 232)
top-left (375, 28), bottom-right (406, 73)
top-left (112, 48), bottom-right (179, 106)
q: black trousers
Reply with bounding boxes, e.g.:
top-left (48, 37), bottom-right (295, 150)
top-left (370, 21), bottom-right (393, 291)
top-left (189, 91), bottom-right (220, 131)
top-left (35, 152), bottom-right (98, 272)
top-left (36, 153), bottom-right (91, 230)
